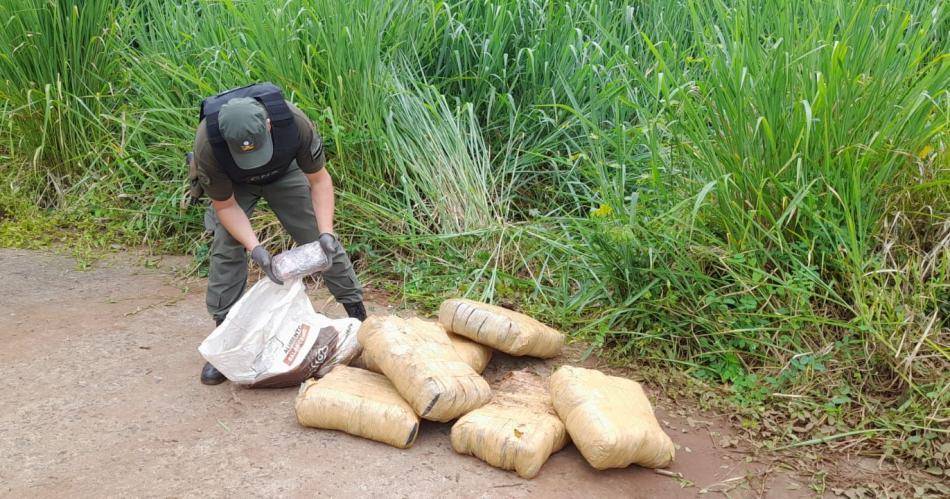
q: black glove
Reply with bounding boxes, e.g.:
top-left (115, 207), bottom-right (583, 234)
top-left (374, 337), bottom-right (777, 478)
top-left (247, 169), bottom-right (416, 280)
top-left (250, 245), bottom-right (284, 285)
top-left (318, 232), bottom-right (341, 256)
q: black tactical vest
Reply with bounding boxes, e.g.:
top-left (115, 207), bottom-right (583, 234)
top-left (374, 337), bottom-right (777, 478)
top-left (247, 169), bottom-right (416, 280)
top-left (200, 82), bottom-right (299, 185)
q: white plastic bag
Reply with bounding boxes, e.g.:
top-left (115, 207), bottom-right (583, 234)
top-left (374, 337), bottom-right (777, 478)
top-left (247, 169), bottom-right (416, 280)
top-left (198, 279), bottom-right (361, 388)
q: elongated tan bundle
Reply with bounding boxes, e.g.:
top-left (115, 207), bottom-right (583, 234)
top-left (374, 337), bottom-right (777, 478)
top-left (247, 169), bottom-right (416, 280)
top-left (361, 327), bottom-right (492, 374)
top-left (445, 332), bottom-right (493, 373)
top-left (357, 316), bottom-right (492, 421)
top-left (439, 299), bottom-right (564, 358)
top-left (295, 366), bottom-right (419, 448)
top-left (451, 371), bottom-right (568, 479)
top-left (550, 366), bottom-right (675, 470)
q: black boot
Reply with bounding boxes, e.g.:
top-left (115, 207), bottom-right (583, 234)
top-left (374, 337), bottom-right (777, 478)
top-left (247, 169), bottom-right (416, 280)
top-left (343, 302), bottom-right (367, 321)
top-left (200, 318), bottom-right (227, 385)
top-left (200, 362), bottom-right (227, 385)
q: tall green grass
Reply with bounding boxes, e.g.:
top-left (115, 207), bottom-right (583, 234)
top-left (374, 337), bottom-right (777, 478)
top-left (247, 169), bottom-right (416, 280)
top-left (0, 0), bottom-right (124, 206)
top-left (0, 0), bottom-right (947, 468)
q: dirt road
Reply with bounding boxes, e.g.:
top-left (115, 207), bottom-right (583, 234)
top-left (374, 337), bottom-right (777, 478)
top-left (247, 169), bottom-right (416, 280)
top-left (0, 249), bottom-right (809, 498)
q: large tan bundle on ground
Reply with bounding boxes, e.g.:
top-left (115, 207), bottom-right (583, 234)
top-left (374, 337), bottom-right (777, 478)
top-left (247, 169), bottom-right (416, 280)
top-left (361, 327), bottom-right (492, 374)
top-left (451, 371), bottom-right (568, 479)
top-left (295, 366), bottom-right (419, 449)
top-left (438, 299), bottom-right (564, 358)
top-left (445, 332), bottom-right (493, 373)
top-left (550, 366), bottom-right (675, 470)
top-left (357, 316), bottom-right (492, 421)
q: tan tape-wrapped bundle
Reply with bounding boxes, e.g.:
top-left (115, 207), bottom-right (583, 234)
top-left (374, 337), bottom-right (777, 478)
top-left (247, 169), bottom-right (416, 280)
top-left (439, 299), bottom-right (564, 358)
top-left (295, 366), bottom-right (419, 449)
top-left (550, 366), bottom-right (675, 469)
top-left (446, 332), bottom-right (493, 373)
top-left (357, 316), bottom-right (492, 422)
top-left (451, 371), bottom-right (568, 479)
top-left (361, 326), bottom-right (492, 374)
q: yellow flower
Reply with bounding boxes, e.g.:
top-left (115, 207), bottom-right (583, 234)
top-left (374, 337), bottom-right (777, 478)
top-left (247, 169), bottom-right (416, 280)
top-left (917, 144), bottom-right (933, 159)
top-left (591, 203), bottom-right (613, 218)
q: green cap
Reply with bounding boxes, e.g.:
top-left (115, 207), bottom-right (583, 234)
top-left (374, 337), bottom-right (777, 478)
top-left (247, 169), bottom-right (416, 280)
top-left (218, 97), bottom-right (274, 170)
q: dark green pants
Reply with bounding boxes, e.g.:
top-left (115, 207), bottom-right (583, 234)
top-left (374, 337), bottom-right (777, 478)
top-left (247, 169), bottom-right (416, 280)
top-left (205, 165), bottom-right (363, 322)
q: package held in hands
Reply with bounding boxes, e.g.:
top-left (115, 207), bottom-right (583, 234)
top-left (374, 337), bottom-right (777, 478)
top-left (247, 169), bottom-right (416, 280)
top-left (357, 316), bottom-right (492, 421)
top-left (451, 371), bottom-right (568, 479)
top-left (550, 366), bottom-right (675, 470)
top-left (360, 325), bottom-right (492, 374)
top-left (198, 279), bottom-right (360, 388)
top-left (439, 299), bottom-right (564, 358)
top-left (295, 366), bottom-right (419, 448)
top-left (272, 241), bottom-right (330, 281)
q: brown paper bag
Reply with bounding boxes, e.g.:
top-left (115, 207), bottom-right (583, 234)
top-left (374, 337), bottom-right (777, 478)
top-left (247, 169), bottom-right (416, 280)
top-left (295, 366), bottom-right (419, 449)
top-left (361, 325), bottom-right (492, 374)
top-left (451, 371), bottom-right (568, 478)
top-left (439, 299), bottom-right (563, 358)
top-left (357, 316), bottom-right (492, 422)
top-left (550, 366), bottom-right (675, 469)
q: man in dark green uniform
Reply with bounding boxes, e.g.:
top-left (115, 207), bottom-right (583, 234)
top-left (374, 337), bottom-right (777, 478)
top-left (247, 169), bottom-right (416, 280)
top-left (191, 83), bottom-right (366, 385)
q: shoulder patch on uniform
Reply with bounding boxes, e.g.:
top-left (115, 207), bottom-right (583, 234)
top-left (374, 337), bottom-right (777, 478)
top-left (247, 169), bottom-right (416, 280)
top-left (310, 139), bottom-right (323, 161)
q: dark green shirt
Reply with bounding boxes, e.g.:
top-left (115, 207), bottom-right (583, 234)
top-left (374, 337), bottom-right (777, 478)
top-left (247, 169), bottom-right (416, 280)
top-left (193, 100), bottom-right (326, 201)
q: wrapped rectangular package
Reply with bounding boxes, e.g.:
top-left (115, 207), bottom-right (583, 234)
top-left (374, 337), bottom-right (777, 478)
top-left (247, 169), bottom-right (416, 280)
top-left (357, 316), bottom-right (492, 421)
top-left (451, 371), bottom-right (568, 479)
top-left (271, 241), bottom-right (331, 281)
top-left (550, 366), bottom-right (675, 469)
top-left (445, 332), bottom-right (493, 373)
top-left (438, 299), bottom-right (563, 358)
top-left (360, 325), bottom-right (492, 374)
top-left (295, 366), bottom-right (419, 449)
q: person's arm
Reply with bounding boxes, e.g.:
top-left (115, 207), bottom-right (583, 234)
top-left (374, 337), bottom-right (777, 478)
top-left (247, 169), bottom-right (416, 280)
top-left (291, 101), bottom-right (338, 251)
top-left (212, 196), bottom-right (283, 284)
top-left (305, 168), bottom-right (335, 235)
top-left (211, 196), bottom-right (260, 251)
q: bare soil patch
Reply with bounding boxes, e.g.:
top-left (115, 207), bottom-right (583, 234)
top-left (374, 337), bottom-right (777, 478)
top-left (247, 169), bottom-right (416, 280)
top-left (1, 248), bottom-right (818, 498)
